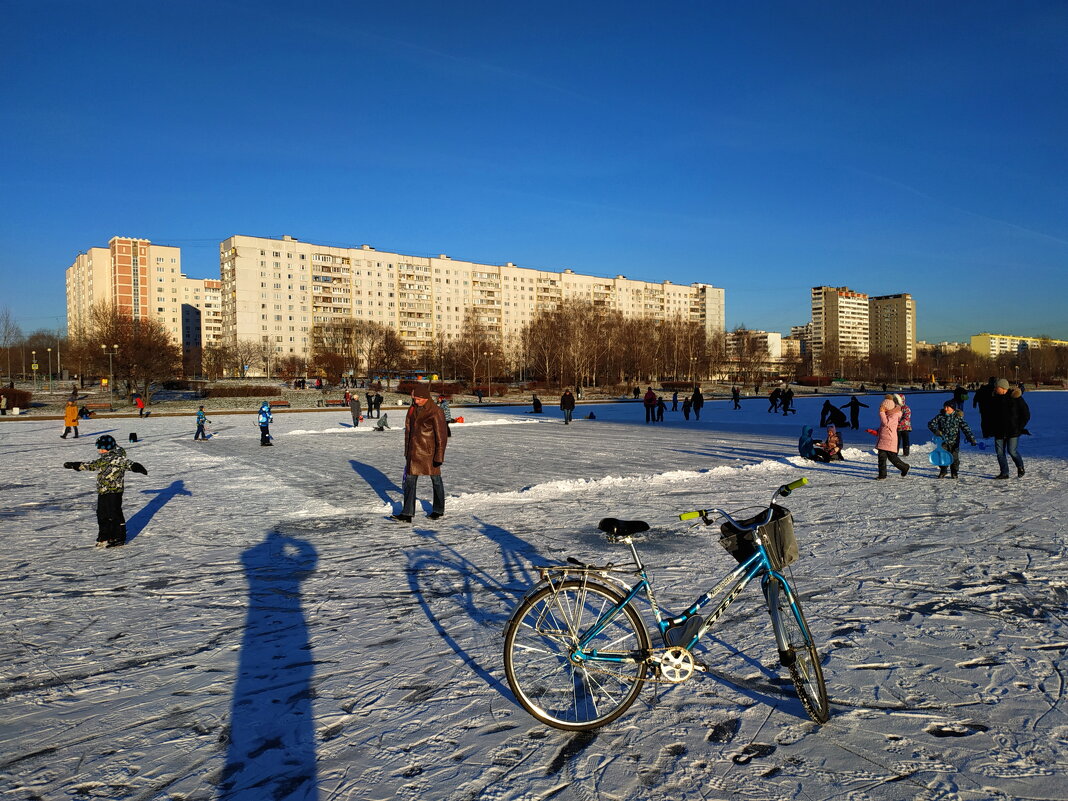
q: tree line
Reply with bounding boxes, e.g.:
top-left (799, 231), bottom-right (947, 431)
top-left (2, 302), bottom-right (1066, 393)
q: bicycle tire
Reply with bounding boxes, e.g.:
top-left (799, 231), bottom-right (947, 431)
top-left (503, 579), bottom-right (650, 730)
top-left (765, 575), bottom-right (830, 723)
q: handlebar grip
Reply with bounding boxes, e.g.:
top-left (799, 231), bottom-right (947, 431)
top-left (785, 477), bottom-right (808, 491)
top-left (679, 510), bottom-right (705, 521)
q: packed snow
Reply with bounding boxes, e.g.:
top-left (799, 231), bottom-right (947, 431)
top-left (1, 390), bottom-right (1066, 801)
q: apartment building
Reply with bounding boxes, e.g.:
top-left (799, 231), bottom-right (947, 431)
top-left (970, 332), bottom-right (1068, 358)
top-left (219, 234), bottom-right (726, 362)
top-left (869, 293), bottom-right (916, 364)
top-left (66, 237), bottom-right (220, 353)
top-left (810, 286), bottom-right (870, 364)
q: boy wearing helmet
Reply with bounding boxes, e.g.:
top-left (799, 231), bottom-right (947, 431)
top-left (63, 434), bottom-right (148, 548)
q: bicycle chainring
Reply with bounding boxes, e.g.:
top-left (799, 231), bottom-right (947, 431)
top-left (658, 647), bottom-right (696, 683)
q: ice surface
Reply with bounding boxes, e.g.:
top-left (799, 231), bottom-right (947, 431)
top-left (1, 391), bottom-right (1066, 800)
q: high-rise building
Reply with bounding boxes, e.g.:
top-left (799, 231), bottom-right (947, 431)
top-left (219, 234), bottom-right (726, 363)
top-left (66, 237), bottom-right (219, 353)
top-left (869, 293), bottom-right (916, 364)
top-left (810, 286), bottom-right (870, 365)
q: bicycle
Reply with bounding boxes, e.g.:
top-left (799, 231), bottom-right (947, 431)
top-left (502, 478), bottom-right (829, 730)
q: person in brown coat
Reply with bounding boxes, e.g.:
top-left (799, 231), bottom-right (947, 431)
top-left (391, 383), bottom-right (448, 522)
top-left (61, 400), bottom-right (80, 438)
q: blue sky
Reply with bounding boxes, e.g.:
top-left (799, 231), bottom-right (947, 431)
top-left (2, 1), bottom-right (1066, 342)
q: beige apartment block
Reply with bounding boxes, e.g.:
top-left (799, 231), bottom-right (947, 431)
top-left (970, 332), bottom-right (1068, 357)
top-left (869, 293), bottom-right (916, 364)
top-left (219, 234), bottom-right (726, 363)
top-left (810, 286), bottom-right (870, 364)
top-left (66, 237), bottom-right (220, 352)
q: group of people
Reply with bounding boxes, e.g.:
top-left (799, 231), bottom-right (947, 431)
top-left (768, 387), bottom-right (797, 415)
top-left (802, 378), bottom-right (1031, 480)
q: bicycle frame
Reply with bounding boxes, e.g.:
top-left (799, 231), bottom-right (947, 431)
top-left (539, 524), bottom-right (794, 670)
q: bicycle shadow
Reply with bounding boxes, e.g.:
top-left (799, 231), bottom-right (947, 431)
top-left (348, 459), bottom-right (400, 506)
top-left (126, 480), bottom-right (192, 542)
top-left (405, 516), bottom-right (541, 700)
top-left (697, 631), bottom-right (817, 721)
top-left (219, 530), bottom-right (319, 800)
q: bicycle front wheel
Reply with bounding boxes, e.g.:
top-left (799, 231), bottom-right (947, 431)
top-left (766, 575), bottom-right (830, 723)
top-left (504, 579), bottom-right (650, 730)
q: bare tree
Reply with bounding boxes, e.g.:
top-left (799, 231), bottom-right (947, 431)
top-left (233, 340), bottom-right (262, 379)
top-left (0, 306), bottom-right (23, 381)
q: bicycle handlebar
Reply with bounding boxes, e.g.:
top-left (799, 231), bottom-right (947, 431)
top-left (678, 477), bottom-right (808, 526)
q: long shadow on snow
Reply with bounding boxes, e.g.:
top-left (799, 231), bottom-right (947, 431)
top-left (126, 480), bottom-right (192, 542)
top-left (349, 459), bottom-right (400, 506)
top-left (406, 516), bottom-right (540, 701)
top-left (219, 530), bottom-right (319, 801)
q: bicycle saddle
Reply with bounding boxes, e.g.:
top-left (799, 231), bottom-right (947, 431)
top-left (598, 518), bottom-right (650, 538)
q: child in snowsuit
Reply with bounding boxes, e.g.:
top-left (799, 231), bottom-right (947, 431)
top-left (63, 434), bottom-right (147, 547)
top-left (927, 401), bottom-right (977, 479)
top-left (895, 394), bottom-right (912, 456)
top-left (194, 406), bottom-right (210, 440)
top-left (257, 401), bottom-right (273, 446)
top-left (875, 395), bottom-right (910, 479)
top-left (813, 425), bottom-right (844, 462)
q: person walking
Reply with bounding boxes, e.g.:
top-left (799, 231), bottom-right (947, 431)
top-left (63, 434), bottom-right (148, 548)
top-left (257, 401), bottom-right (274, 446)
top-left (952, 384), bottom-right (968, 410)
top-left (781, 387), bottom-right (796, 415)
top-left (643, 387), bottom-right (657, 424)
top-left (731, 385), bottom-right (741, 409)
top-left (373, 390), bottom-right (383, 418)
top-left (560, 388), bottom-right (576, 425)
top-left (768, 387), bottom-right (782, 413)
top-left (896, 394), bottom-right (912, 456)
top-left (61, 400), bottom-right (80, 438)
top-left (194, 406), bottom-right (210, 440)
top-left (841, 395), bottom-right (869, 430)
top-left (875, 395), bottom-right (909, 479)
top-left (656, 395), bottom-right (666, 422)
top-left (671, 391), bottom-right (679, 411)
top-left (135, 394), bottom-right (146, 417)
top-left (691, 386), bottom-right (704, 420)
top-left (0, 393), bottom-right (7, 415)
top-left (988, 378), bottom-right (1030, 479)
top-left (438, 395), bottom-right (456, 423)
top-left (927, 400), bottom-right (977, 478)
top-left (972, 376), bottom-right (998, 438)
top-left (349, 394), bottom-right (362, 427)
top-left (681, 396), bottom-right (692, 421)
top-left (391, 384), bottom-right (448, 522)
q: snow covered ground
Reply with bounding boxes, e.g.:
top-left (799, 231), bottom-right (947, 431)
top-left (1, 390), bottom-right (1066, 801)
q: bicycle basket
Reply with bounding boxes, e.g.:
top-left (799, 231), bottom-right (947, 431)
top-left (719, 504), bottom-right (798, 571)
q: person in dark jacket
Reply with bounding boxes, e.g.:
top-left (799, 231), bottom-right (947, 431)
top-left (819, 400), bottom-right (836, 427)
top-left (560, 388), bottom-right (576, 425)
top-left (681, 396), bottom-right (692, 420)
top-left (780, 387), bottom-right (796, 415)
top-left (768, 388), bottom-right (782, 413)
top-left (840, 395), bottom-right (869, 430)
top-left (373, 391), bottom-right (383, 418)
top-left (656, 395), bottom-right (666, 422)
top-left (643, 387), bottom-right (657, 424)
top-left (531, 394), bottom-right (543, 413)
top-left (671, 391), bottom-right (679, 411)
top-left (972, 376), bottom-right (997, 438)
top-left (691, 386), bottom-right (704, 420)
top-left (392, 384), bottom-right (448, 522)
top-left (987, 379), bottom-right (1030, 478)
top-left (731, 385), bottom-right (741, 409)
top-left (928, 401), bottom-right (977, 478)
top-left (63, 434), bottom-right (148, 547)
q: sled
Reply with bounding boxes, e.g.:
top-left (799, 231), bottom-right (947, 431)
top-left (929, 436), bottom-right (953, 467)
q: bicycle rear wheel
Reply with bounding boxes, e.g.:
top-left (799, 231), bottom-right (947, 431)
top-left (765, 575), bottom-right (830, 723)
top-left (504, 579), bottom-right (650, 730)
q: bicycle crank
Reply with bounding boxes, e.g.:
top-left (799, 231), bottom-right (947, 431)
top-left (657, 647), bottom-right (696, 683)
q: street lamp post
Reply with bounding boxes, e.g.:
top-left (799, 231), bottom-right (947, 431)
top-left (1014, 364), bottom-right (1019, 385)
top-left (31, 350), bottom-right (37, 392)
top-left (47, 348), bottom-right (53, 393)
top-left (960, 363), bottom-right (965, 386)
top-left (101, 344), bottom-right (118, 397)
top-left (483, 351), bottom-right (490, 397)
